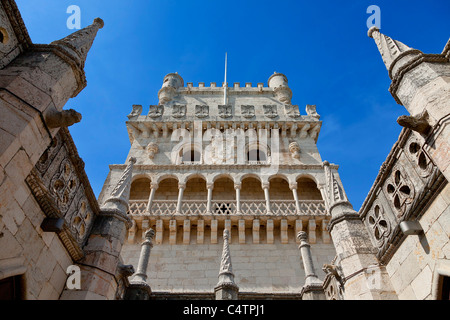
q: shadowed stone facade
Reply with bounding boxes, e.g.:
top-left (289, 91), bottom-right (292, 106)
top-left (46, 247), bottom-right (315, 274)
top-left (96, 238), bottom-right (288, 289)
top-left (0, 1), bottom-right (448, 300)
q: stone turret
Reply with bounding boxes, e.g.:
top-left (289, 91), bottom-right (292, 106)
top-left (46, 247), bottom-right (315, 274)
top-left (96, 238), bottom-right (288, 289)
top-left (158, 72), bottom-right (184, 104)
top-left (268, 72), bottom-right (292, 104)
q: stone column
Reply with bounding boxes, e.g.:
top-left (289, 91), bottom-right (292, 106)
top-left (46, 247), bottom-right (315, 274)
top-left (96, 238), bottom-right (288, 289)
top-left (125, 229), bottom-right (155, 300)
top-left (206, 183), bottom-right (213, 214)
top-left (262, 182), bottom-right (272, 214)
top-left (215, 229), bottom-right (239, 300)
top-left (176, 182), bottom-right (185, 214)
top-left (145, 183), bottom-right (158, 213)
top-left (297, 231), bottom-right (325, 300)
top-left (290, 183), bottom-right (301, 214)
top-left (235, 184), bottom-right (242, 214)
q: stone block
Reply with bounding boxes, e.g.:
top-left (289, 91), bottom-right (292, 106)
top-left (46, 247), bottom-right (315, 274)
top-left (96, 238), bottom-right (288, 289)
top-left (4, 148), bottom-right (33, 187)
top-left (35, 247), bottom-right (57, 282)
top-left (410, 265), bottom-right (432, 300)
top-left (196, 219), bottom-right (204, 244)
top-left (0, 227), bottom-right (24, 260)
top-left (1, 198), bottom-right (25, 235)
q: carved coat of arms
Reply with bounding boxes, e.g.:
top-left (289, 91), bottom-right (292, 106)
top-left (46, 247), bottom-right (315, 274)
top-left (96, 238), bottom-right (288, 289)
top-left (241, 105), bottom-right (255, 118)
top-left (263, 105), bottom-right (278, 118)
top-left (195, 105), bottom-right (209, 118)
top-left (172, 104), bottom-right (186, 118)
top-left (284, 104), bottom-right (300, 118)
top-left (148, 105), bottom-right (164, 118)
top-left (219, 105), bottom-right (233, 118)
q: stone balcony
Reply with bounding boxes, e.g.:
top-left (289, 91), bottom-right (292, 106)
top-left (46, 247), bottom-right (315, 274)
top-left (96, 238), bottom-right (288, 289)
top-left (128, 199), bottom-right (326, 217)
top-left (126, 199), bottom-right (330, 245)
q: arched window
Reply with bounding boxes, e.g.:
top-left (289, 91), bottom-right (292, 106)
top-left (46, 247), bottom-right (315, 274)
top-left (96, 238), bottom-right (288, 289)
top-left (247, 149), bottom-right (265, 161)
top-left (180, 145), bottom-right (201, 163)
top-left (247, 149), bottom-right (267, 162)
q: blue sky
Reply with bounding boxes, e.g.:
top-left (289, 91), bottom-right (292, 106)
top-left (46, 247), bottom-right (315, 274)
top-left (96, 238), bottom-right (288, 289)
top-left (15, 0), bottom-right (450, 210)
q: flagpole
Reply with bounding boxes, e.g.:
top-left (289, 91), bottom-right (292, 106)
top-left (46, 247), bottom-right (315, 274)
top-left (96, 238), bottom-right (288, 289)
top-left (224, 52), bottom-right (227, 105)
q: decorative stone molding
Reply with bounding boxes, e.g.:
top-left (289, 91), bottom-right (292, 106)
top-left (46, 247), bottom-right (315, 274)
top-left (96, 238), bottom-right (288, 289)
top-left (404, 134), bottom-right (433, 178)
top-left (384, 166), bottom-right (415, 217)
top-left (305, 105), bottom-right (320, 120)
top-left (127, 105), bottom-right (142, 120)
top-left (25, 128), bottom-right (100, 261)
top-left (146, 142), bottom-right (158, 159)
top-left (359, 128), bottom-right (447, 263)
top-left (366, 201), bottom-right (391, 248)
top-left (289, 141), bottom-right (300, 159)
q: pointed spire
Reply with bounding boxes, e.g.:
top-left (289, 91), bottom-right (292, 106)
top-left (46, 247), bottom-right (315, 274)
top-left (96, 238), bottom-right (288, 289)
top-left (215, 229), bottom-right (239, 300)
top-left (323, 161), bottom-right (347, 208)
top-left (217, 229), bottom-right (235, 285)
top-left (368, 26), bottom-right (421, 79)
top-left (101, 157), bottom-right (136, 217)
top-left (51, 18), bottom-right (104, 70)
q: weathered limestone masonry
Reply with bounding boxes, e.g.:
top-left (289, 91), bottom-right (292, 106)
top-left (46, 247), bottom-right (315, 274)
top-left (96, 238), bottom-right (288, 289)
top-left (60, 158), bottom-right (134, 300)
top-left (359, 27), bottom-right (450, 300)
top-left (101, 71), bottom-right (341, 298)
top-left (322, 161), bottom-right (398, 300)
top-left (0, 0), bottom-right (125, 300)
top-left (368, 27), bottom-right (450, 183)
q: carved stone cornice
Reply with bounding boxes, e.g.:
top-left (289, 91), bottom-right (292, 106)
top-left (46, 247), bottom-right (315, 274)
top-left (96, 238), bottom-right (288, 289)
top-left (109, 163), bottom-right (339, 171)
top-left (359, 127), bottom-right (447, 264)
top-left (1, 0), bottom-right (32, 49)
top-left (25, 128), bottom-right (101, 261)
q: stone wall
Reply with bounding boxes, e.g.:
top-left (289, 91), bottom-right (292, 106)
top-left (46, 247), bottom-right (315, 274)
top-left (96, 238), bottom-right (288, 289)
top-left (385, 183), bottom-right (450, 299)
top-left (121, 227), bottom-right (336, 294)
top-left (0, 181), bottom-right (73, 299)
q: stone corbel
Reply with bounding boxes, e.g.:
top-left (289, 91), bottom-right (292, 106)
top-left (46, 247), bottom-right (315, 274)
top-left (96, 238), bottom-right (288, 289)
top-left (146, 142), bottom-right (159, 159)
top-left (299, 123), bottom-right (310, 139)
top-left (397, 110), bottom-right (431, 136)
top-left (289, 141), bottom-right (301, 159)
top-left (45, 106), bottom-right (82, 128)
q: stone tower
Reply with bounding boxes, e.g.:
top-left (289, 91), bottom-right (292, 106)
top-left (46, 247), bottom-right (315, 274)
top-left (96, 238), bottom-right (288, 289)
top-left (99, 71), bottom-right (351, 298)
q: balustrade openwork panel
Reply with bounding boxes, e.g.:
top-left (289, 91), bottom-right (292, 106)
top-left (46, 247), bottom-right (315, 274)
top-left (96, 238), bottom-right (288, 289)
top-left (128, 199), bottom-right (327, 216)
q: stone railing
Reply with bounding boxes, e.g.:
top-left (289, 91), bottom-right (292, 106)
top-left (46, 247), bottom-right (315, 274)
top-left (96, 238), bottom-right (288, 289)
top-left (128, 199), bottom-right (327, 216)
